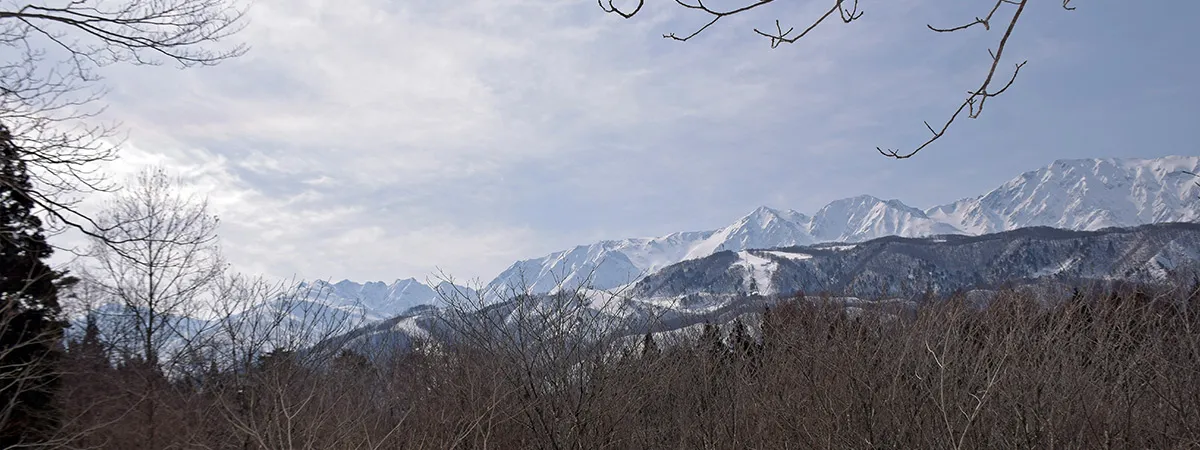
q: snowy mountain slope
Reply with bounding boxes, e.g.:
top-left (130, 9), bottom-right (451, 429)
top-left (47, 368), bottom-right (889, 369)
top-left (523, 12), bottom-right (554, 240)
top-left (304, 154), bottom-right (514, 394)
top-left (478, 199), bottom-right (967, 297)
top-left (300, 278), bottom-right (475, 322)
top-left (485, 156), bottom-right (1199, 298)
top-left (484, 207), bottom-right (827, 298)
top-left (634, 223), bottom-right (1200, 299)
top-left (927, 156), bottom-right (1200, 234)
top-left (683, 206), bottom-right (815, 259)
top-left (808, 195), bottom-right (961, 242)
top-left (483, 230), bottom-right (716, 297)
top-left (331, 224), bottom-right (1200, 357)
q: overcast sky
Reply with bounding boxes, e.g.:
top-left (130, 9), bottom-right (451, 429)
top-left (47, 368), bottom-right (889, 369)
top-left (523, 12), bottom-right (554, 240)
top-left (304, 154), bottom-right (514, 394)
top-left (68, 0), bottom-right (1200, 284)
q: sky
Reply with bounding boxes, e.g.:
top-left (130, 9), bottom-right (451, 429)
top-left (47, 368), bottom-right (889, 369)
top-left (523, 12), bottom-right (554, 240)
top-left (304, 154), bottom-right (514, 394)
top-left (49, 0), bottom-right (1200, 284)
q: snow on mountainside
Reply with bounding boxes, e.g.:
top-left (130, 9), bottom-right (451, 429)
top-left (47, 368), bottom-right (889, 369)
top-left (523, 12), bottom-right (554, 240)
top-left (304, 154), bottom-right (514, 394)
top-left (927, 156), bottom-right (1200, 234)
top-left (808, 195), bottom-right (961, 242)
top-left (335, 224), bottom-right (1200, 356)
top-left (484, 231), bottom-right (715, 296)
top-left (484, 207), bottom-right (826, 297)
top-left (485, 198), bottom-right (969, 296)
top-left (486, 156), bottom-right (1200, 298)
top-left (683, 206), bottom-right (815, 260)
top-left (321, 156), bottom-right (1199, 317)
top-left (635, 223), bottom-right (1200, 299)
top-left (301, 278), bottom-right (474, 322)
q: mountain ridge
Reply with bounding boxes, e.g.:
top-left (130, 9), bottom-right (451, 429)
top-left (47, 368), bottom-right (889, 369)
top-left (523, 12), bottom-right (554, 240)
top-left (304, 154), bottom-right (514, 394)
top-left (484, 156), bottom-right (1199, 298)
top-left (311, 155), bottom-right (1200, 317)
top-left (331, 222), bottom-right (1200, 358)
top-left (632, 222), bottom-right (1200, 299)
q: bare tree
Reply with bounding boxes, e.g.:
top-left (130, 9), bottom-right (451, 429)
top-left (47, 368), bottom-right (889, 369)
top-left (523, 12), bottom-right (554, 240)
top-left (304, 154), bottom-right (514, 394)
top-left (599, 0), bottom-right (1078, 159)
top-left (168, 273), bottom-right (381, 450)
top-left (35, 280), bottom-right (1200, 447)
top-left (435, 271), bottom-right (666, 450)
top-left (68, 166), bottom-right (222, 448)
top-left (0, 0), bottom-right (245, 242)
top-left (81, 166), bottom-right (223, 368)
top-left (203, 273), bottom-right (367, 374)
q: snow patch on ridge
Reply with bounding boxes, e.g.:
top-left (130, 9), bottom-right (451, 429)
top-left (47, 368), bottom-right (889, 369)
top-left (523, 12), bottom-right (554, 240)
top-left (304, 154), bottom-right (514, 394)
top-left (733, 251), bottom-right (777, 295)
top-left (1034, 256), bottom-right (1080, 277)
top-left (453, 156), bottom-right (1199, 312)
top-left (764, 251), bottom-right (813, 261)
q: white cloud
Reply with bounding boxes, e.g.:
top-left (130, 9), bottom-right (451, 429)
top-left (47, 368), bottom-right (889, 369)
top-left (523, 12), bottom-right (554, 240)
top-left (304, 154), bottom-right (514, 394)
top-left (48, 0), bottom-right (1194, 283)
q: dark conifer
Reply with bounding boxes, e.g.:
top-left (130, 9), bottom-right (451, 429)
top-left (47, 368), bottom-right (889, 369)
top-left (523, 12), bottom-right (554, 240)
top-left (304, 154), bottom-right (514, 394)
top-left (0, 124), bottom-right (70, 447)
top-left (640, 331), bottom-right (658, 358)
top-left (67, 312), bottom-right (111, 372)
top-left (699, 320), bottom-right (725, 362)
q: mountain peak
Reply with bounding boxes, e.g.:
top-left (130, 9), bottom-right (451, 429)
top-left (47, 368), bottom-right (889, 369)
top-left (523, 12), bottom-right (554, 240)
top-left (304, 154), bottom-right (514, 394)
top-left (818, 194), bottom-right (921, 213)
top-left (391, 277), bottom-right (420, 287)
top-left (331, 279), bottom-right (362, 295)
top-left (481, 155), bottom-right (1196, 302)
top-left (741, 205), bottom-right (810, 225)
top-left (297, 277), bottom-right (473, 322)
top-left (748, 204), bottom-right (779, 216)
top-left (808, 195), bottom-right (956, 242)
top-left (748, 206), bottom-right (777, 217)
top-left (741, 205), bottom-right (785, 225)
top-left (827, 194), bottom-right (883, 205)
top-left (930, 155), bottom-right (1200, 234)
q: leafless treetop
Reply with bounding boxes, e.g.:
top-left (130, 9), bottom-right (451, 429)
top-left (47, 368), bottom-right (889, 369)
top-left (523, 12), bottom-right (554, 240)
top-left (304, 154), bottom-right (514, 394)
top-left (0, 0), bottom-right (246, 246)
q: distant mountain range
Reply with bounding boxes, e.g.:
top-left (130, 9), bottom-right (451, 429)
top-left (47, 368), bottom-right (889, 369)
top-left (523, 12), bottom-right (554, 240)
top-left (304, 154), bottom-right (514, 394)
top-left (314, 156), bottom-right (1200, 319)
top-left (484, 156), bottom-right (1200, 296)
top-left (295, 278), bottom-right (475, 322)
top-left (86, 220), bottom-right (1200, 364)
top-left (633, 223), bottom-right (1200, 299)
top-left (331, 222), bottom-right (1200, 355)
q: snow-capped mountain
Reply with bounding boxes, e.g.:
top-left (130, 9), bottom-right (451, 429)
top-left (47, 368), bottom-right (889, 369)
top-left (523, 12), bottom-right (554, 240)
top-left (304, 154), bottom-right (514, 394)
top-left (310, 156), bottom-right (1200, 353)
top-left (807, 195), bottom-right (961, 242)
top-left (634, 223), bottom-right (1200, 299)
top-left (682, 206), bottom-right (815, 259)
top-left (333, 223), bottom-right (1200, 356)
top-left (484, 231), bottom-right (718, 296)
top-left (927, 156), bottom-right (1200, 234)
top-left (485, 156), bottom-right (1200, 297)
top-left (300, 278), bottom-right (474, 322)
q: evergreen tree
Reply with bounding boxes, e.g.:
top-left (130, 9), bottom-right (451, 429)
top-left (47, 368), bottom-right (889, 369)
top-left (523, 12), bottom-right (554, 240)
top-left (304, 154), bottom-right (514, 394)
top-left (256, 347), bottom-right (297, 372)
top-left (0, 124), bottom-right (70, 447)
top-left (698, 321), bottom-right (725, 362)
top-left (760, 305), bottom-right (774, 353)
top-left (640, 331), bottom-right (659, 358)
top-left (58, 311), bottom-right (118, 450)
top-left (67, 312), bottom-right (111, 372)
top-left (333, 349), bottom-right (371, 375)
top-left (729, 318), bottom-right (760, 363)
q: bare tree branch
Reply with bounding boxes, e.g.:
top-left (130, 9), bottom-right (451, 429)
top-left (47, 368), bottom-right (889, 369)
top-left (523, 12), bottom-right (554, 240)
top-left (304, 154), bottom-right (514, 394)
top-left (80, 167), bottom-right (225, 369)
top-left (598, 0), bottom-right (644, 19)
top-left (600, 0), bottom-right (1079, 159)
top-left (0, 0), bottom-right (246, 252)
top-left (879, 0), bottom-right (1028, 159)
